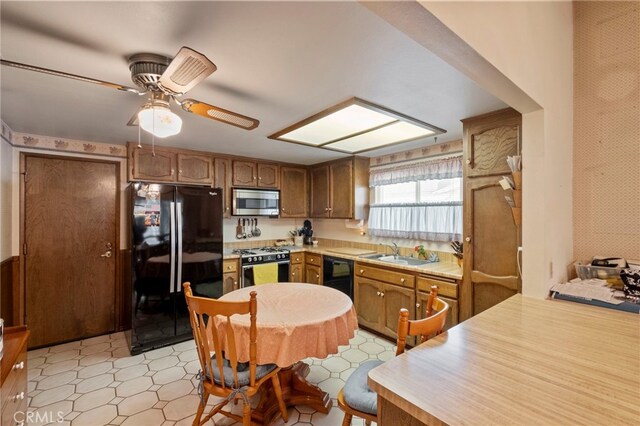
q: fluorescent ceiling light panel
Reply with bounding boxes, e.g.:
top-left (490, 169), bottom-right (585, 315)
top-left (327, 122), bottom-right (435, 153)
top-left (268, 98), bottom-right (445, 154)
top-left (278, 105), bottom-right (395, 145)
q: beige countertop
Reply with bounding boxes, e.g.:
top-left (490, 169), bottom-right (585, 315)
top-left (368, 295), bottom-right (640, 425)
top-left (224, 245), bottom-right (462, 280)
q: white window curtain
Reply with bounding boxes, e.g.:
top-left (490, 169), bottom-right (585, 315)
top-left (369, 156), bottom-right (463, 186)
top-left (368, 156), bottom-right (463, 242)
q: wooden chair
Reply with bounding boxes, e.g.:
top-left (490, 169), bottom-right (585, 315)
top-left (183, 282), bottom-right (288, 426)
top-left (337, 285), bottom-right (449, 426)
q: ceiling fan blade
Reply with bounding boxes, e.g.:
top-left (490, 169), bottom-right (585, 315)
top-left (158, 47), bottom-right (217, 95)
top-left (0, 59), bottom-right (141, 94)
top-left (180, 99), bottom-right (259, 130)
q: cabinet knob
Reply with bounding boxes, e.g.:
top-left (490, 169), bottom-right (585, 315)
top-left (295, 257), bottom-right (300, 261)
top-left (416, 303), bottom-right (421, 308)
top-left (466, 159), bottom-right (471, 164)
top-left (328, 207), bottom-right (332, 211)
top-left (292, 272), bottom-right (296, 276)
top-left (316, 274), bottom-right (320, 279)
top-left (13, 392), bottom-right (25, 402)
top-left (325, 207), bottom-right (329, 211)
top-left (377, 291), bottom-right (381, 296)
top-left (465, 237), bottom-right (471, 242)
top-left (179, 169), bottom-right (183, 174)
top-left (380, 292), bottom-right (385, 297)
top-left (13, 361), bottom-right (24, 370)
top-left (259, 176), bottom-right (262, 180)
top-left (400, 278), bottom-right (405, 283)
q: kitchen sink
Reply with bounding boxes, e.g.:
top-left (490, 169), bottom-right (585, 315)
top-left (361, 253), bottom-right (437, 266)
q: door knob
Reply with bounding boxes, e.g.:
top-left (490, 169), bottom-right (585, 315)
top-left (465, 237), bottom-right (471, 242)
top-left (101, 250), bottom-right (113, 258)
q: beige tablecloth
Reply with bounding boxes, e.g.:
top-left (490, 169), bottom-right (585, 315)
top-left (211, 283), bottom-right (358, 367)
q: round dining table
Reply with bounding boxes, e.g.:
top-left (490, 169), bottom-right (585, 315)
top-left (210, 283), bottom-right (358, 424)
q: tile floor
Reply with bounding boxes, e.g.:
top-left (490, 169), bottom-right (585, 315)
top-left (26, 329), bottom-right (392, 425)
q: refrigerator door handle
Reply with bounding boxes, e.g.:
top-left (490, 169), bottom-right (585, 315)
top-left (170, 202), bottom-right (176, 295)
top-left (175, 202), bottom-right (183, 294)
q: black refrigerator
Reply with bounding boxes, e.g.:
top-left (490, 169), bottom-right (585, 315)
top-left (129, 183), bottom-right (223, 354)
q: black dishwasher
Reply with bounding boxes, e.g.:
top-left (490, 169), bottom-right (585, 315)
top-left (323, 256), bottom-right (354, 300)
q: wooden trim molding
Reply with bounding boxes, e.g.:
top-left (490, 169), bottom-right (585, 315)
top-left (370, 139), bottom-right (463, 167)
top-left (12, 132), bottom-right (127, 158)
top-left (1, 256), bottom-right (20, 326)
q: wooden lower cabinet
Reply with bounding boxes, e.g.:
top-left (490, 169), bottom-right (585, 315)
top-left (416, 275), bottom-right (459, 330)
top-left (416, 291), bottom-right (458, 331)
top-left (1, 327), bottom-right (29, 426)
top-left (305, 264), bottom-right (322, 285)
top-left (354, 276), bottom-right (415, 340)
top-left (222, 259), bottom-right (239, 295)
top-left (289, 252), bottom-right (305, 282)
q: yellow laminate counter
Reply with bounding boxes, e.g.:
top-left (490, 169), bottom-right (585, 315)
top-left (368, 294), bottom-right (640, 425)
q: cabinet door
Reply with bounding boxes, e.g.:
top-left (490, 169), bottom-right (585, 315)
top-left (310, 165), bottom-right (330, 217)
top-left (257, 163), bottom-right (279, 188)
top-left (280, 167), bottom-right (308, 218)
top-left (355, 277), bottom-right (382, 331)
top-left (305, 264), bottom-right (322, 285)
top-left (223, 272), bottom-right (239, 296)
top-left (381, 283), bottom-right (415, 339)
top-left (416, 292), bottom-right (458, 331)
top-left (132, 149), bottom-right (176, 181)
top-left (329, 160), bottom-right (353, 218)
top-left (290, 263), bottom-right (304, 283)
top-left (177, 153), bottom-right (213, 184)
top-left (232, 161), bottom-right (257, 187)
top-left (214, 158), bottom-right (232, 218)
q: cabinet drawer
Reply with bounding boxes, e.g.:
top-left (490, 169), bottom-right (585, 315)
top-left (223, 259), bottom-right (238, 273)
top-left (417, 276), bottom-right (458, 298)
top-left (305, 253), bottom-right (322, 265)
top-left (355, 263), bottom-right (415, 289)
top-left (1, 350), bottom-right (27, 400)
top-left (290, 253), bottom-right (304, 264)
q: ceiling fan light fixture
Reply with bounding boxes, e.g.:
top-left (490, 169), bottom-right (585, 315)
top-left (138, 104), bottom-right (182, 138)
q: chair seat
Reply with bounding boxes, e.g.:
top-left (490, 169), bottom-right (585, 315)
top-left (343, 360), bottom-right (383, 415)
top-left (210, 354), bottom-right (277, 387)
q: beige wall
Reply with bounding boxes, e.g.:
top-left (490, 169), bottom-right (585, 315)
top-left (421, 1), bottom-right (574, 298)
top-left (0, 133), bottom-right (13, 261)
top-left (573, 2), bottom-right (639, 261)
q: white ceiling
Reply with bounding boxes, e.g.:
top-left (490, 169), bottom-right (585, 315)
top-left (0, 1), bottom-right (506, 165)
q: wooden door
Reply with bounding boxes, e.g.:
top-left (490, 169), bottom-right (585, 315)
top-left (310, 165), bottom-right (330, 217)
top-left (329, 160), bottom-right (353, 218)
top-left (177, 153), bottom-right (213, 184)
top-left (461, 108), bottom-right (521, 321)
top-left (214, 158), bottom-right (232, 218)
top-left (280, 167), bottom-right (308, 218)
top-left (381, 283), bottom-right (415, 339)
top-left (24, 155), bottom-right (118, 347)
top-left (257, 163), bottom-right (279, 188)
top-left (132, 148), bottom-right (176, 181)
top-left (354, 278), bottom-right (382, 331)
top-left (305, 264), bottom-right (322, 285)
top-left (232, 161), bottom-right (257, 187)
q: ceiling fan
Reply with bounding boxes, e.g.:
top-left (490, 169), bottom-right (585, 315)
top-left (0, 46), bottom-right (260, 138)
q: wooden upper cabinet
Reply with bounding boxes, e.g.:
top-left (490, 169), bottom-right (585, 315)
top-left (131, 148), bottom-right (177, 182)
top-left (329, 160), bottom-right (353, 218)
top-left (177, 153), bottom-right (213, 184)
top-left (214, 157), bottom-right (232, 218)
top-left (310, 165), bottom-right (330, 217)
top-left (281, 166), bottom-right (308, 218)
top-left (232, 161), bottom-right (257, 187)
top-left (257, 163), bottom-right (279, 188)
top-left (464, 109), bottom-right (520, 178)
top-left (309, 157), bottom-right (369, 219)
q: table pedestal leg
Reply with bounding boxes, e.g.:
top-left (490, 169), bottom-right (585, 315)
top-left (252, 361), bottom-right (332, 424)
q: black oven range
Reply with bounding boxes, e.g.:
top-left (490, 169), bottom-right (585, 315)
top-left (232, 247), bottom-right (290, 287)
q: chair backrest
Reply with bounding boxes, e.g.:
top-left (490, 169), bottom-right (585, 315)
top-left (183, 282), bottom-right (258, 389)
top-left (396, 285), bottom-right (449, 355)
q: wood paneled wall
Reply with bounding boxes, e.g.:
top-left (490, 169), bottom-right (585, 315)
top-left (1, 256), bottom-right (19, 326)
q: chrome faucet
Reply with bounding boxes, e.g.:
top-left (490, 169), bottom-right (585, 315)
top-left (382, 242), bottom-right (401, 258)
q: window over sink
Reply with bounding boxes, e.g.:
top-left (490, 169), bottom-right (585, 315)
top-left (368, 156), bottom-right (462, 242)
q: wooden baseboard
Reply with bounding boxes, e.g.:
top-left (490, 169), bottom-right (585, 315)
top-left (1, 256), bottom-right (20, 326)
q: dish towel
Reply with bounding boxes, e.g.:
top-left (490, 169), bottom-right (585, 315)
top-left (253, 263), bottom-right (278, 285)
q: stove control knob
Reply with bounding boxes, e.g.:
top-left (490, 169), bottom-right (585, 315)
top-left (258, 256), bottom-right (263, 261)
top-left (276, 254), bottom-right (281, 259)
